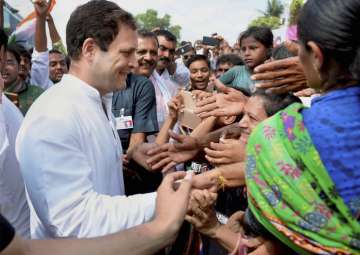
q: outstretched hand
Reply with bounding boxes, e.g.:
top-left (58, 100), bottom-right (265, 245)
top-left (195, 81), bottom-right (247, 118)
top-left (252, 56), bottom-right (308, 94)
top-left (155, 171), bottom-right (193, 238)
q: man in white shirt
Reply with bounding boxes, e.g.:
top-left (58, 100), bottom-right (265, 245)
top-left (16, 0), bottom-right (156, 239)
top-left (0, 29), bottom-right (30, 239)
top-left (153, 29), bottom-right (190, 89)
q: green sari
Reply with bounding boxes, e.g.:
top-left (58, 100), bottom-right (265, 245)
top-left (246, 103), bottom-right (360, 254)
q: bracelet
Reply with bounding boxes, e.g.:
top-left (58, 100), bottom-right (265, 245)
top-left (218, 174), bottom-right (227, 191)
top-left (229, 233), bottom-right (248, 255)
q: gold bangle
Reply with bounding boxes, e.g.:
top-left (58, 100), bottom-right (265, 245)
top-left (218, 175), bottom-right (227, 191)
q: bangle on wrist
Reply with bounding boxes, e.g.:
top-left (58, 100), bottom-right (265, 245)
top-left (217, 174), bottom-right (227, 191)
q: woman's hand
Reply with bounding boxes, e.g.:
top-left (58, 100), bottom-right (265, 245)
top-left (204, 139), bottom-right (246, 166)
top-left (185, 189), bottom-right (219, 237)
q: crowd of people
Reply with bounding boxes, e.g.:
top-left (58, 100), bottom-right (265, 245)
top-left (0, 0), bottom-right (359, 254)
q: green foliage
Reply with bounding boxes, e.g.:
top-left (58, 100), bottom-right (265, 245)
top-left (263, 0), bottom-right (285, 18)
top-left (249, 16), bottom-right (282, 30)
top-left (289, 0), bottom-right (304, 25)
top-left (135, 9), bottom-right (182, 40)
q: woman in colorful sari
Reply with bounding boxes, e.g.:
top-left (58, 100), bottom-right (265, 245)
top-left (246, 0), bottom-right (360, 254)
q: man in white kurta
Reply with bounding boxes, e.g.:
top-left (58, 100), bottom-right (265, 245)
top-left (15, 0), bottom-right (156, 239)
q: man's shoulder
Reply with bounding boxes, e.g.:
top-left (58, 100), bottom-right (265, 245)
top-left (129, 73), bottom-right (153, 86)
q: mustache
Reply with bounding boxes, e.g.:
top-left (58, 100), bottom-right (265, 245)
top-left (159, 56), bottom-right (170, 62)
top-left (139, 59), bottom-right (156, 66)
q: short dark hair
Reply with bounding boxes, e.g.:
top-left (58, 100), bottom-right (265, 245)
top-left (216, 54), bottom-right (243, 67)
top-left (15, 44), bottom-right (31, 61)
top-left (137, 29), bottom-right (159, 46)
top-left (185, 54), bottom-right (210, 69)
top-left (254, 89), bottom-right (301, 116)
top-left (6, 44), bottom-right (21, 65)
top-left (49, 49), bottom-right (64, 56)
top-left (298, 0), bottom-right (360, 81)
top-left (154, 29), bottom-right (177, 43)
top-left (239, 26), bottom-right (273, 50)
top-left (0, 29), bottom-right (7, 49)
top-left (66, 0), bottom-right (137, 60)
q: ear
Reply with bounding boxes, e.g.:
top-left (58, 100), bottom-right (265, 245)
top-left (307, 41), bottom-right (324, 70)
top-left (81, 38), bottom-right (98, 62)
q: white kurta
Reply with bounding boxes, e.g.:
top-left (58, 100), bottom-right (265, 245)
top-left (150, 71), bottom-right (178, 129)
top-left (16, 74), bottom-right (156, 239)
top-left (0, 95), bottom-right (30, 238)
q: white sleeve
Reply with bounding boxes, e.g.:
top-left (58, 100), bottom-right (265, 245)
top-left (0, 95), bottom-right (9, 175)
top-left (30, 49), bottom-right (53, 90)
top-left (16, 116), bottom-right (156, 238)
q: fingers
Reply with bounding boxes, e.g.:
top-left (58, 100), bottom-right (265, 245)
top-left (204, 147), bottom-right (226, 158)
top-left (151, 156), bottom-right (172, 170)
top-left (284, 40), bottom-right (299, 55)
top-left (228, 211), bottom-right (245, 222)
top-left (251, 68), bottom-right (297, 81)
top-left (146, 151), bottom-right (169, 165)
top-left (242, 236), bottom-right (265, 249)
top-left (160, 171), bottom-right (187, 193)
top-left (162, 161), bottom-right (177, 173)
top-left (211, 141), bottom-right (233, 150)
top-left (214, 79), bottom-right (230, 93)
top-left (255, 75), bottom-right (306, 90)
top-left (265, 81), bottom-right (307, 94)
top-left (168, 130), bottom-right (185, 143)
top-left (196, 95), bottom-right (216, 108)
top-left (197, 109), bottom-right (225, 118)
top-left (147, 144), bottom-right (168, 156)
top-left (253, 57), bottom-right (299, 73)
top-left (175, 171), bottom-right (193, 201)
top-left (205, 155), bottom-right (230, 165)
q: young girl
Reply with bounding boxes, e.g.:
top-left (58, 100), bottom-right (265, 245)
top-left (219, 26), bottom-right (273, 94)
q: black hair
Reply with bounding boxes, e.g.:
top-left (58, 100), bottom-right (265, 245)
top-left (6, 44), bottom-right (21, 65)
top-left (253, 89), bottom-right (301, 116)
top-left (185, 54), bottom-right (210, 69)
top-left (298, 0), bottom-right (360, 80)
top-left (137, 29), bottom-right (159, 46)
top-left (0, 29), bottom-right (7, 49)
top-left (66, 0), bottom-right (137, 60)
top-left (154, 29), bottom-right (177, 43)
top-left (216, 54), bottom-right (244, 67)
top-left (239, 26), bottom-right (273, 50)
top-left (15, 44), bottom-right (31, 61)
top-left (49, 49), bottom-right (64, 55)
top-left (272, 43), bottom-right (296, 60)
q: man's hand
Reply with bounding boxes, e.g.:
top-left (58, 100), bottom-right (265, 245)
top-left (147, 131), bottom-right (201, 173)
top-left (34, 0), bottom-right (52, 19)
top-left (128, 143), bottom-right (161, 170)
top-left (252, 56), bottom-right (308, 94)
top-left (195, 81), bottom-right (247, 118)
top-left (185, 189), bottom-right (219, 238)
top-left (154, 171), bottom-right (193, 239)
top-left (204, 139), bottom-right (246, 166)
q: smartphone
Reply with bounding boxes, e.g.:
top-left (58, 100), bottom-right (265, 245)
top-left (178, 91), bottom-right (202, 130)
top-left (176, 43), bottom-right (193, 55)
top-left (202, 36), bottom-right (220, 47)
